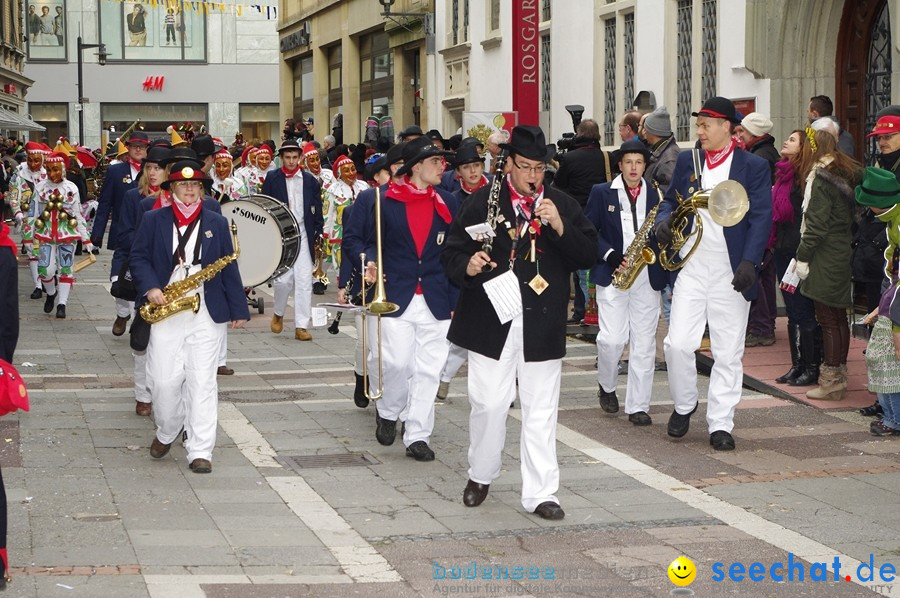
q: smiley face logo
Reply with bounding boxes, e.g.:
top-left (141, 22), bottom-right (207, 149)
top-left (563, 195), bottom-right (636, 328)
top-left (667, 556), bottom-right (696, 586)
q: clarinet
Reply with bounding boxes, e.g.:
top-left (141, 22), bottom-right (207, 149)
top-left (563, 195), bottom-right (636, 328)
top-left (481, 149), bottom-right (509, 272)
top-left (327, 274), bottom-right (357, 334)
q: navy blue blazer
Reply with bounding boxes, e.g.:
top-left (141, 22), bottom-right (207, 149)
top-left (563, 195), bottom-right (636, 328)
top-left (130, 206), bottom-right (250, 324)
top-left (91, 161), bottom-right (137, 250)
top-left (656, 149), bottom-right (773, 301)
top-left (343, 184), bottom-right (459, 319)
top-left (112, 191), bottom-right (221, 278)
top-left (338, 203), bottom-right (357, 289)
top-left (260, 170), bottom-right (323, 256)
top-left (438, 170), bottom-right (461, 195)
top-left (584, 177), bottom-right (668, 290)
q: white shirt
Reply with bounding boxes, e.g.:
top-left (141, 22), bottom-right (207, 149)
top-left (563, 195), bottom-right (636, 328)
top-left (611, 175), bottom-right (648, 250)
top-left (286, 172), bottom-right (305, 229)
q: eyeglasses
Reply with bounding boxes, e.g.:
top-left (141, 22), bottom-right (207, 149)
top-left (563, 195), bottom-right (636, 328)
top-left (512, 160), bottom-right (546, 175)
top-left (176, 181), bottom-right (203, 188)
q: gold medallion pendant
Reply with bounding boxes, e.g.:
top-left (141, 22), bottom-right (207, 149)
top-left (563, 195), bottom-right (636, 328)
top-left (528, 274), bottom-right (548, 295)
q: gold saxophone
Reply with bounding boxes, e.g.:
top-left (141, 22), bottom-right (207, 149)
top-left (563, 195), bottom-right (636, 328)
top-left (611, 183), bottom-right (662, 290)
top-left (140, 221), bottom-right (241, 324)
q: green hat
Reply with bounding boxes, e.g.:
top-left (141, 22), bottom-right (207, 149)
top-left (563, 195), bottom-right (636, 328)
top-left (855, 166), bottom-right (900, 209)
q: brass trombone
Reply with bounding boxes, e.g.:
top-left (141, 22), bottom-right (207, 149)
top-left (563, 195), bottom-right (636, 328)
top-left (360, 187), bottom-right (399, 401)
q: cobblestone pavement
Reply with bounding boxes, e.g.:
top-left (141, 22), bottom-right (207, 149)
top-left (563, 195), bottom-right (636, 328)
top-left (3, 250), bottom-right (898, 597)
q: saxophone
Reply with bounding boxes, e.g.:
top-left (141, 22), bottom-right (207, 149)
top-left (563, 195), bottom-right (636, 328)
top-left (140, 221), bottom-right (241, 324)
top-left (611, 182), bottom-right (662, 290)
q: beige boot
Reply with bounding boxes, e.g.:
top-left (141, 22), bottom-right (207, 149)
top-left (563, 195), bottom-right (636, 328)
top-left (806, 365), bottom-right (846, 401)
top-left (295, 328), bottom-right (312, 341)
top-left (271, 314), bottom-right (283, 334)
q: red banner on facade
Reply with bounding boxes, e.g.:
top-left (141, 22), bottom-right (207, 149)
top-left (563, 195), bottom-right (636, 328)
top-left (512, 0), bottom-right (540, 126)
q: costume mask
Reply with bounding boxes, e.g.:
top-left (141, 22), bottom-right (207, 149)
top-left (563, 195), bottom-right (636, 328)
top-left (214, 158), bottom-right (233, 180)
top-left (256, 152), bottom-right (272, 171)
top-left (305, 152), bottom-right (321, 175)
top-left (46, 163), bottom-right (64, 184)
top-left (26, 153), bottom-right (43, 172)
top-left (339, 162), bottom-right (357, 185)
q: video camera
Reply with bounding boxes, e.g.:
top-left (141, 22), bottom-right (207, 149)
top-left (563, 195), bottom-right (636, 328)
top-left (554, 104), bottom-right (585, 160)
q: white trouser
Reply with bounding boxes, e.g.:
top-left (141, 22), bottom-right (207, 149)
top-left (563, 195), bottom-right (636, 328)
top-left (372, 295), bottom-right (450, 446)
top-left (664, 250), bottom-right (750, 433)
top-left (133, 350), bottom-right (150, 404)
top-left (147, 294), bottom-right (225, 462)
top-left (217, 332), bottom-right (227, 367)
top-left (595, 270), bottom-right (660, 414)
top-left (440, 343), bottom-right (468, 383)
top-left (29, 253), bottom-right (40, 289)
top-left (111, 276), bottom-right (134, 318)
top-left (467, 314), bottom-right (562, 512)
top-left (354, 312), bottom-right (365, 376)
top-left (273, 239), bottom-right (313, 328)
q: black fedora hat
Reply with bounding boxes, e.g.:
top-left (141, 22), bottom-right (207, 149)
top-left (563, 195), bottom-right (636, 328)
top-left (161, 160), bottom-right (212, 190)
top-left (499, 125), bottom-right (556, 163)
top-left (384, 142), bottom-right (406, 167)
top-left (278, 138), bottom-right (302, 155)
top-left (398, 125), bottom-right (424, 140)
top-left (191, 134), bottom-right (216, 159)
top-left (395, 136), bottom-right (452, 177)
top-left (143, 146), bottom-right (171, 166)
top-left (452, 143), bottom-right (483, 168)
top-left (159, 147), bottom-right (203, 168)
top-left (425, 129), bottom-right (445, 144)
top-left (126, 131), bottom-right (151, 146)
top-left (613, 139), bottom-right (651, 164)
top-left (692, 96), bottom-right (741, 124)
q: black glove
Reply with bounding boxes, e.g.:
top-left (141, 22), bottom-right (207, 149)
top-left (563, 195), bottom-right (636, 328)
top-left (605, 250), bottom-right (625, 269)
top-left (731, 260), bottom-right (757, 293)
top-left (655, 215), bottom-right (674, 247)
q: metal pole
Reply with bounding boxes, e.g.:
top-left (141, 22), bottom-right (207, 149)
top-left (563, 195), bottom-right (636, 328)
top-left (77, 36), bottom-right (84, 146)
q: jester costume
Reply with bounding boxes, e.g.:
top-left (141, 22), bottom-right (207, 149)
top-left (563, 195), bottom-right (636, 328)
top-left (321, 155), bottom-right (368, 272)
top-left (7, 142), bottom-right (50, 296)
top-left (210, 148), bottom-right (247, 202)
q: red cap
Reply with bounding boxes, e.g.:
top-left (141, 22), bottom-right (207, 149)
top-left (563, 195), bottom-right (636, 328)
top-left (302, 142), bottom-right (318, 158)
top-left (45, 151), bottom-right (70, 170)
top-left (214, 149), bottom-right (232, 160)
top-left (867, 116), bottom-right (900, 138)
top-left (256, 145), bottom-right (273, 156)
top-left (240, 146), bottom-right (258, 167)
top-left (0, 359), bottom-right (30, 417)
top-left (24, 141), bottom-right (48, 155)
top-left (333, 155), bottom-right (354, 172)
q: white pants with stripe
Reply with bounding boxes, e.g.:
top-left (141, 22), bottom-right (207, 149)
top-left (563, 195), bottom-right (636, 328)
top-left (467, 314), bottom-right (562, 512)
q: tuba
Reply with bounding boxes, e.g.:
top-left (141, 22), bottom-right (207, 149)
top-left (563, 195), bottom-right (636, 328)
top-left (657, 180), bottom-right (749, 272)
top-left (612, 182), bottom-right (662, 290)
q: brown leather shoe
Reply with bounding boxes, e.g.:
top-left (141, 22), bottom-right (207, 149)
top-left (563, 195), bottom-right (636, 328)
top-left (295, 328), bottom-right (312, 341)
top-left (135, 401), bottom-right (152, 416)
top-left (150, 437), bottom-right (172, 459)
top-left (217, 365), bottom-right (234, 375)
top-left (189, 458), bottom-right (212, 473)
top-left (112, 315), bottom-right (130, 336)
top-left (270, 314), bottom-right (284, 334)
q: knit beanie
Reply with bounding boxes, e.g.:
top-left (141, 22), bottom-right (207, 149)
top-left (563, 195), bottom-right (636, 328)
top-left (643, 106), bottom-right (673, 137)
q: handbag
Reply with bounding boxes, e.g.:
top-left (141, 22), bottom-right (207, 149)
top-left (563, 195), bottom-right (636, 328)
top-left (110, 260), bottom-right (137, 301)
top-left (129, 311), bottom-right (151, 352)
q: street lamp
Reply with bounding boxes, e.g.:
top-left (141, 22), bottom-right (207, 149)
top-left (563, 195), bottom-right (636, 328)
top-left (76, 36), bottom-right (108, 146)
top-left (377, 0), bottom-right (435, 52)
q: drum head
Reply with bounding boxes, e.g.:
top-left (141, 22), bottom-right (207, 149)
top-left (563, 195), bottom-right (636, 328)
top-left (222, 194), bottom-right (300, 287)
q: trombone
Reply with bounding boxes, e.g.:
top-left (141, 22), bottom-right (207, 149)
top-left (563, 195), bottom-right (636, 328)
top-left (359, 186), bottom-right (398, 400)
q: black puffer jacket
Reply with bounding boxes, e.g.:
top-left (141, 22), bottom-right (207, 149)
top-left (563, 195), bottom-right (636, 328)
top-left (553, 138), bottom-right (617, 207)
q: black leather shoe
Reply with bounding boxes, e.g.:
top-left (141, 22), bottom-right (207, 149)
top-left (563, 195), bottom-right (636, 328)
top-left (43, 292), bottom-right (55, 313)
top-left (860, 402), bottom-right (884, 417)
top-left (463, 479), bottom-right (490, 507)
top-left (709, 430), bottom-right (736, 451)
top-left (405, 440), bottom-right (435, 461)
top-left (871, 420), bottom-right (900, 436)
top-left (628, 411), bottom-right (652, 426)
top-left (112, 315), bottom-right (130, 337)
top-left (30, 287), bottom-right (42, 299)
top-left (598, 386), bottom-right (619, 413)
top-left (150, 438), bottom-right (172, 459)
top-left (312, 281), bottom-right (326, 295)
top-left (354, 373), bottom-right (369, 408)
top-left (375, 412), bottom-right (397, 446)
top-left (56, 304), bottom-right (66, 319)
top-left (533, 501), bottom-right (565, 520)
top-left (667, 403), bottom-right (698, 438)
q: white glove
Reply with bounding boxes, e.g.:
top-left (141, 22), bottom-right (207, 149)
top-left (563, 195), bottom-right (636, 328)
top-left (83, 242), bottom-right (95, 253)
top-left (14, 213), bottom-right (23, 223)
top-left (795, 261), bottom-right (810, 280)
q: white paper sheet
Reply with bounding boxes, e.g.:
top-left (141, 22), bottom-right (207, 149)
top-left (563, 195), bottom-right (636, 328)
top-left (482, 270), bottom-right (523, 324)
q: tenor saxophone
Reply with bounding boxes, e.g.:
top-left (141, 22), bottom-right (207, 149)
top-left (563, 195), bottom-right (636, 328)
top-left (611, 183), bottom-right (662, 291)
top-left (140, 221), bottom-right (241, 324)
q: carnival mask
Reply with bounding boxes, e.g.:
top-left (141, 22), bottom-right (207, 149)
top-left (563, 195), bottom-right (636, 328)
top-left (305, 152), bottom-right (321, 175)
top-left (214, 158), bottom-right (233, 180)
top-left (26, 153), bottom-right (43, 172)
top-left (46, 163), bottom-right (64, 184)
top-left (339, 162), bottom-right (357, 185)
top-left (256, 152), bottom-right (272, 171)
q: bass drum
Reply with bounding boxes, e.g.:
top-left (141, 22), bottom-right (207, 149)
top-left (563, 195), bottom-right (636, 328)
top-left (221, 194), bottom-right (300, 287)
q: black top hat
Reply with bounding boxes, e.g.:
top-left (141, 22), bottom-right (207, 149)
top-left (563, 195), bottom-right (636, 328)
top-left (159, 147), bottom-right (203, 168)
top-left (151, 139), bottom-right (172, 149)
top-left (278, 138), bottom-right (302, 155)
top-left (425, 129), bottom-right (445, 143)
top-left (143, 146), bottom-right (171, 167)
top-left (394, 137), bottom-right (452, 177)
top-left (161, 160), bottom-right (212, 190)
top-left (384, 141), bottom-right (406, 167)
top-left (692, 97), bottom-right (741, 124)
top-left (613, 139), bottom-right (651, 164)
top-left (127, 131), bottom-right (151, 146)
top-left (191, 135), bottom-right (215, 159)
top-left (499, 125), bottom-right (556, 163)
top-left (398, 125), bottom-right (424, 140)
top-left (452, 144), bottom-right (483, 168)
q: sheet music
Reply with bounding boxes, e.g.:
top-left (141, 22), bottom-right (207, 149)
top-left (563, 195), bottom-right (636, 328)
top-left (482, 270), bottom-right (522, 324)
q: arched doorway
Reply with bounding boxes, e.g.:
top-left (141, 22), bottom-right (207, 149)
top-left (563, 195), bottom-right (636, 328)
top-left (837, 0), bottom-right (892, 163)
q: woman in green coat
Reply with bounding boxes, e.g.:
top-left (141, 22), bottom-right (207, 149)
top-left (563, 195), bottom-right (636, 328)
top-left (795, 120), bottom-right (862, 401)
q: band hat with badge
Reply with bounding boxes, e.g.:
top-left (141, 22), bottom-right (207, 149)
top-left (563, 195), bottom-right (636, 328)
top-left (499, 125), bottom-right (556, 163)
top-left (613, 139), bottom-right (652, 164)
top-left (855, 166), bottom-right (900, 209)
top-left (692, 96), bottom-right (742, 125)
top-left (867, 115), bottom-right (900, 138)
top-left (277, 138), bottom-right (302, 155)
top-left (741, 112), bottom-right (774, 137)
top-left (394, 136), bottom-right (453, 177)
top-left (161, 160), bottom-right (212, 190)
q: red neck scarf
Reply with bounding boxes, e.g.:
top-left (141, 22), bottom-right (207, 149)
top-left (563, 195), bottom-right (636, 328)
top-left (152, 190), bottom-right (173, 210)
top-left (626, 183), bottom-right (642, 203)
top-left (148, 185), bottom-right (160, 195)
top-left (282, 165), bottom-right (301, 178)
top-left (172, 197), bottom-right (202, 227)
top-left (460, 175), bottom-right (489, 194)
top-left (705, 139), bottom-right (735, 170)
top-left (507, 179), bottom-right (543, 214)
top-left (387, 176), bottom-right (452, 223)
top-left (128, 159), bottom-right (141, 173)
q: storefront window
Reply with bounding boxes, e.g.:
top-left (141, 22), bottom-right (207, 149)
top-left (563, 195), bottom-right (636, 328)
top-left (99, 1), bottom-right (206, 62)
top-left (240, 104), bottom-right (279, 144)
top-left (328, 44), bottom-right (342, 132)
top-left (25, 0), bottom-right (67, 61)
top-left (101, 103), bottom-right (207, 141)
top-left (293, 55), bottom-right (313, 122)
top-left (28, 103), bottom-right (68, 142)
top-left (359, 31), bottom-right (393, 142)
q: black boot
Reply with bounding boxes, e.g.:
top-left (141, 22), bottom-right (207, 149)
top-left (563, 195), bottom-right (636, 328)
top-left (43, 291), bottom-right (56, 314)
top-left (775, 324), bottom-right (802, 383)
top-left (789, 327), bottom-right (819, 386)
top-left (353, 373), bottom-right (369, 408)
top-left (56, 304), bottom-right (66, 319)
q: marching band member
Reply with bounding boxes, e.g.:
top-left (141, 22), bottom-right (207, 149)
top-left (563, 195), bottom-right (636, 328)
top-left (130, 161), bottom-right (249, 474)
top-left (210, 148), bottom-right (246, 203)
top-left (442, 125), bottom-right (598, 519)
top-left (322, 155), bottom-right (369, 273)
top-left (32, 152), bottom-right (93, 319)
top-left (343, 136), bottom-right (459, 461)
top-left (7, 141), bottom-right (49, 298)
top-left (655, 97), bottom-right (772, 451)
top-left (585, 139), bottom-right (666, 425)
top-left (91, 131), bottom-right (151, 336)
top-left (336, 201), bottom-right (369, 408)
top-left (263, 139), bottom-right (324, 341)
top-left (302, 142), bottom-right (335, 186)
